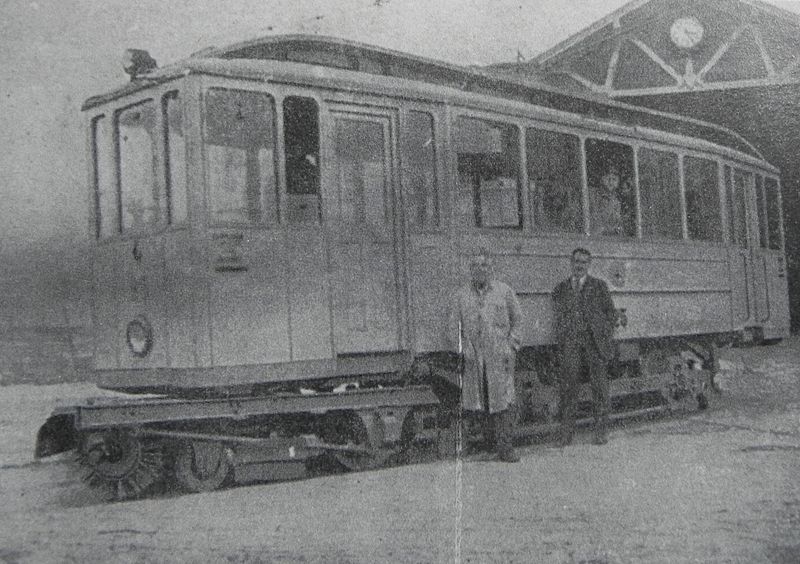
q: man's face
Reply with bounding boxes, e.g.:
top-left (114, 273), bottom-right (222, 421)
top-left (601, 171), bottom-right (620, 194)
top-left (470, 256), bottom-right (492, 286)
top-left (571, 252), bottom-right (591, 279)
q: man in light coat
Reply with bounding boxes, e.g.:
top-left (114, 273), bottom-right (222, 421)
top-left (449, 249), bottom-right (523, 462)
top-left (552, 247), bottom-right (617, 446)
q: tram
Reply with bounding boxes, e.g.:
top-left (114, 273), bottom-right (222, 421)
top-left (35, 35), bottom-right (789, 499)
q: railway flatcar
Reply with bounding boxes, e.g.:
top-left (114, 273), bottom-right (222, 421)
top-left (35, 35), bottom-right (789, 499)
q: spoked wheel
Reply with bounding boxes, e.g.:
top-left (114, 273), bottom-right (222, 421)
top-left (173, 440), bottom-right (232, 493)
top-left (322, 412), bottom-right (393, 472)
top-left (78, 429), bottom-right (163, 501)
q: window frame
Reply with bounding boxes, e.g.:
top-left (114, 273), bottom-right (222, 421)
top-left (162, 89), bottom-right (190, 227)
top-left (201, 85), bottom-right (281, 229)
top-left (282, 94), bottom-right (323, 225)
top-left (524, 125), bottom-right (585, 236)
top-left (584, 136), bottom-right (638, 239)
top-left (400, 105), bottom-right (443, 233)
top-left (681, 152), bottom-right (724, 244)
top-left (114, 97), bottom-right (166, 235)
top-left (636, 145), bottom-right (683, 241)
top-left (91, 113), bottom-right (119, 240)
top-left (764, 175), bottom-right (785, 251)
top-left (451, 109), bottom-right (525, 233)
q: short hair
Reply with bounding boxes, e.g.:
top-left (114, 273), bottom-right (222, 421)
top-left (571, 247), bottom-right (592, 259)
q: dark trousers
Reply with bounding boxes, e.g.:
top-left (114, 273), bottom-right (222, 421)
top-left (559, 336), bottom-right (609, 438)
top-left (463, 370), bottom-right (515, 455)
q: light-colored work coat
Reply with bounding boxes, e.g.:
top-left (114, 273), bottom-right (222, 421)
top-left (449, 280), bottom-right (523, 413)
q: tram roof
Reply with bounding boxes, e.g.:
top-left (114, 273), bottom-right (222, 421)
top-left (83, 34), bottom-right (763, 160)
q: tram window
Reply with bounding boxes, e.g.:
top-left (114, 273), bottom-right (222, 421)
top-left (329, 117), bottom-right (390, 226)
top-left (729, 168), bottom-right (750, 248)
top-left (638, 148), bottom-right (681, 239)
top-left (284, 97), bottom-right (320, 223)
top-left (402, 111), bottom-right (439, 229)
top-left (684, 156), bottom-right (722, 242)
top-left (526, 128), bottom-right (583, 233)
top-left (755, 175), bottom-right (767, 248)
top-left (92, 115), bottom-right (118, 238)
top-left (204, 88), bottom-right (278, 226)
top-left (118, 100), bottom-right (162, 233)
top-left (163, 91), bottom-right (187, 224)
top-left (765, 177), bottom-right (783, 250)
top-left (585, 139), bottom-right (635, 237)
top-left (455, 117), bottom-right (521, 229)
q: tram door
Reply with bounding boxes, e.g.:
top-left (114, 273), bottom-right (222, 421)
top-left (726, 166), bottom-right (757, 326)
top-left (749, 174), bottom-right (771, 326)
top-left (756, 176), bottom-right (791, 336)
top-left (322, 108), bottom-right (403, 354)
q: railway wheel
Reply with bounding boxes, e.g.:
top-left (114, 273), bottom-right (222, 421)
top-left (323, 412), bottom-right (393, 472)
top-left (78, 429), bottom-right (163, 500)
top-left (173, 440), bottom-right (232, 493)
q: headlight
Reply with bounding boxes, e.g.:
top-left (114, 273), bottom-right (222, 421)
top-left (126, 316), bottom-right (153, 357)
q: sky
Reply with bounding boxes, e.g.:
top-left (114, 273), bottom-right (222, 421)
top-left (2, 0), bottom-right (800, 256)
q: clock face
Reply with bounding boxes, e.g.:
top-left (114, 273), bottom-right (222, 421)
top-left (670, 17), bottom-right (704, 49)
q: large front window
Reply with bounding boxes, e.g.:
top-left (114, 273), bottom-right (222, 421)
top-left (118, 100), bottom-right (162, 232)
top-left (204, 88), bottom-right (278, 226)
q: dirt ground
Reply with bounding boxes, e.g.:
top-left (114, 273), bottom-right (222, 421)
top-left (1, 340), bottom-right (800, 564)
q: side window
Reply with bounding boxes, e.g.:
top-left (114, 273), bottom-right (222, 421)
top-left (455, 117), bottom-right (521, 229)
top-left (755, 175), bottom-right (767, 249)
top-left (585, 139), bottom-right (636, 237)
top-left (730, 168), bottom-right (750, 248)
top-left (328, 116), bottom-right (391, 226)
top-left (724, 166), bottom-right (735, 244)
top-left (638, 148), bottom-right (681, 239)
top-left (163, 91), bottom-right (188, 224)
top-left (765, 177), bottom-right (783, 250)
top-left (284, 96), bottom-right (320, 223)
top-left (92, 115), bottom-right (117, 238)
top-left (526, 128), bottom-right (583, 233)
top-left (204, 88), bottom-right (278, 226)
top-left (684, 156), bottom-right (722, 242)
top-left (402, 111), bottom-right (439, 229)
top-left (118, 100), bottom-right (162, 232)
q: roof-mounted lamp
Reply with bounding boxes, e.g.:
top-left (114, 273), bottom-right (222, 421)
top-left (123, 49), bottom-right (157, 81)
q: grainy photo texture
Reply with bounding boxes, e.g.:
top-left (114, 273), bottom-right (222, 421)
top-left (2, 1), bottom-right (800, 562)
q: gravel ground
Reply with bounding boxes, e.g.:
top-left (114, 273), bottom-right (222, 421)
top-left (1, 339), bottom-right (799, 563)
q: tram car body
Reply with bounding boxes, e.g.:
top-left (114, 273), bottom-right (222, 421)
top-left (36, 35), bottom-right (789, 497)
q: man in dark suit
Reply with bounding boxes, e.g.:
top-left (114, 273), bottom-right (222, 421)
top-left (552, 248), bottom-right (617, 446)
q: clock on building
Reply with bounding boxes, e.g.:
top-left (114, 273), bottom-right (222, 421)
top-left (670, 16), bottom-right (704, 49)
